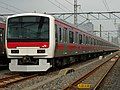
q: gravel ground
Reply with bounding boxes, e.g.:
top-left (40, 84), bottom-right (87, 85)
top-left (0, 70), bottom-right (12, 79)
top-left (22, 52), bottom-right (118, 90)
top-left (80, 57), bottom-right (117, 89)
top-left (0, 52), bottom-right (118, 90)
top-left (98, 58), bottom-right (120, 90)
top-left (0, 71), bottom-right (59, 90)
top-left (0, 54), bottom-right (105, 90)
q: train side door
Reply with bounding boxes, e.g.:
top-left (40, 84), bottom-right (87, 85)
top-left (0, 28), bottom-right (4, 55)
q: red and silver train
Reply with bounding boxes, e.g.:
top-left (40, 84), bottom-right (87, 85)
top-left (5, 13), bottom-right (119, 72)
top-left (0, 21), bottom-right (8, 66)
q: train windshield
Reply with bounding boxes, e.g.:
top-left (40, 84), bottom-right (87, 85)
top-left (7, 16), bottom-right (49, 42)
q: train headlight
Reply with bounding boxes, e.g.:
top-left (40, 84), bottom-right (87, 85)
top-left (37, 50), bottom-right (45, 53)
top-left (11, 50), bottom-right (19, 53)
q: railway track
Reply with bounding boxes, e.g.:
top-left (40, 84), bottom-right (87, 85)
top-left (0, 67), bottom-right (60, 89)
top-left (64, 54), bottom-right (120, 90)
top-left (0, 73), bottom-right (38, 88)
top-left (93, 56), bottom-right (120, 90)
top-left (0, 52), bottom-right (119, 89)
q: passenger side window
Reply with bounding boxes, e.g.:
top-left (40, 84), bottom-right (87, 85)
top-left (63, 28), bottom-right (67, 43)
top-left (86, 36), bottom-right (88, 44)
top-left (55, 24), bottom-right (58, 42)
top-left (83, 34), bottom-right (86, 44)
top-left (69, 31), bottom-right (74, 43)
top-left (75, 32), bottom-right (78, 43)
top-left (79, 34), bottom-right (82, 44)
top-left (59, 27), bottom-right (62, 42)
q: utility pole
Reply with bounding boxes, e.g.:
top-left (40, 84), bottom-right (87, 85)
top-left (111, 36), bottom-right (113, 42)
top-left (108, 32), bottom-right (110, 41)
top-left (74, 0), bottom-right (77, 26)
top-left (100, 24), bottom-right (102, 37)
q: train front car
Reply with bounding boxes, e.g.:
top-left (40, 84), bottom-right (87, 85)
top-left (5, 13), bottom-right (55, 72)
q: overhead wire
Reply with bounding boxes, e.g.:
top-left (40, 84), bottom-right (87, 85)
top-left (55, 0), bottom-right (71, 12)
top-left (64, 0), bottom-right (73, 6)
top-left (0, 1), bottom-right (26, 13)
top-left (102, 0), bottom-right (117, 41)
top-left (48, 0), bottom-right (88, 25)
top-left (64, 0), bottom-right (88, 25)
top-left (0, 5), bottom-right (19, 13)
top-left (64, 0), bottom-right (83, 12)
top-left (104, 0), bottom-right (110, 11)
top-left (48, 0), bottom-right (67, 12)
top-left (102, 0), bottom-right (110, 11)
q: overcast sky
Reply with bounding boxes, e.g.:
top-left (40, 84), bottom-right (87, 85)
top-left (0, 0), bottom-right (119, 40)
top-left (0, 0), bottom-right (119, 13)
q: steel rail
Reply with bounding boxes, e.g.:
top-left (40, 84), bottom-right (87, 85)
top-left (64, 55), bottom-right (119, 90)
top-left (93, 56), bottom-right (119, 90)
top-left (0, 73), bottom-right (38, 88)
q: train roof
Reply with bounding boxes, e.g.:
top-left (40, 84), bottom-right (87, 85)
top-left (7, 13), bottom-right (54, 20)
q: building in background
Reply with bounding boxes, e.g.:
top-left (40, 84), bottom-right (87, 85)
top-left (79, 22), bottom-right (94, 35)
top-left (117, 24), bottom-right (120, 45)
top-left (111, 24), bottom-right (120, 45)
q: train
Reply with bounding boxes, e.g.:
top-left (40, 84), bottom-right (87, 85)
top-left (5, 13), bottom-right (119, 72)
top-left (0, 20), bottom-right (8, 66)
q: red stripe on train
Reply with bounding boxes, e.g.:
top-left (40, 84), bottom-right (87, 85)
top-left (7, 42), bottom-right (49, 48)
top-left (56, 43), bottom-right (64, 50)
top-left (0, 23), bottom-right (5, 29)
